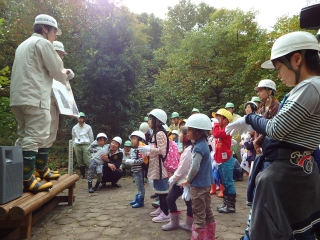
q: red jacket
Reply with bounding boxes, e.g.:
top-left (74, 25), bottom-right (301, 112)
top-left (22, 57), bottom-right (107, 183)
top-left (213, 123), bottom-right (232, 163)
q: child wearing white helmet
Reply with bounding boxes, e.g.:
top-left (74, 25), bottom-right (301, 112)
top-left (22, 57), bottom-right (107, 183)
top-left (181, 113), bottom-right (216, 239)
top-left (126, 131), bottom-right (147, 208)
top-left (226, 31), bottom-right (320, 240)
top-left (138, 109), bottom-right (170, 223)
top-left (87, 133), bottom-right (110, 193)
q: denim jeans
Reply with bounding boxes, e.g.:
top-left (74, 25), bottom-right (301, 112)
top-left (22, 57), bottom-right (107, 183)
top-left (133, 170), bottom-right (145, 198)
top-left (218, 157), bottom-right (236, 194)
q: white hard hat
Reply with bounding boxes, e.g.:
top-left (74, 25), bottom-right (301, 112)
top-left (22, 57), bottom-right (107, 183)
top-left (112, 136), bottom-right (122, 145)
top-left (185, 113), bottom-right (212, 131)
top-left (148, 109), bottom-right (167, 124)
top-left (244, 101), bottom-right (258, 112)
top-left (34, 14), bottom-right (62, 35)
top-left (261, 31), bottom-right (320, 69)
top-left (317, 29), bottom-right (320, 35)
top-left (172, 130), bottom-right (179, 135)
top-left (254, 79), bottom-right (276, 91)
top-left (129, 131), bottom-right (146, 141)
top-left (96, 133), bottom-right (107, 140)
top-left (162, 124), bottom-right (169, 131)
top-left (53, 41), bottom-right (67, 54)
top-left (139, 122), bottom-right (150, 134)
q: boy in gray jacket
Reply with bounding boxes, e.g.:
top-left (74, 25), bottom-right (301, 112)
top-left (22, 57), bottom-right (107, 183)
top-left (87, 133), bottom-right (110, 193)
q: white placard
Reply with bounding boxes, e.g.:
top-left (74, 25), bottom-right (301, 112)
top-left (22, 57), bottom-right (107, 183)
top-left (52, 80), bottom-right (79, 117)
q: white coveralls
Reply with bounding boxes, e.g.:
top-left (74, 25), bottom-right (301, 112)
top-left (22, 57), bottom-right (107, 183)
top-left (10, 33), bottom-right (68, 152)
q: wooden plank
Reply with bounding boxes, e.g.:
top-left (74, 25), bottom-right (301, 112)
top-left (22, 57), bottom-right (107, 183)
top-left (68, 183), bottom-right (75, 205)
top-left (9, 174), bottom-right (79, 220)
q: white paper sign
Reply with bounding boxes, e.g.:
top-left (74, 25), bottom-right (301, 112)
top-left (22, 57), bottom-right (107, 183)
top-left (52, 80), bottom-right (79, 117)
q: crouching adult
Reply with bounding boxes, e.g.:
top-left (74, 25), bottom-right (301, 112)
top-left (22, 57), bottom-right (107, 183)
top-left (100, 136), bottom-right (123, 188)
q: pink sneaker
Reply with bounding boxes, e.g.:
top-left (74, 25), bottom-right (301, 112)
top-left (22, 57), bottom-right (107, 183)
top-left (150, 207), bottom-right (162, 217)
top-left (152, 212), bottom-right (170, 223)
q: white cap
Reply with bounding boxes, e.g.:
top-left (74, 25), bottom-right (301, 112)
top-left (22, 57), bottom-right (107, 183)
top-left (129, 131), bottom-right (146, 141)
top-left (112, 136), bottom-right (122, 145)
top-left (172, 130), bottom-right (179, 135)
top-left (34, 14), bottom-right (62, 35)
top-left (261, 31), bottom-right (320, 69)
top-left (148, 109), bottom-right (167, 124)
top-left (139, 122), bottom-right (150, 134)
top-left (254, 79), bottom-right (276, 91)
top-left (96, 133), bottom-right (107, 140)
top-left (53, 41), bottom-right (67, 54)
top-left (185, 113), bottom-right (212, 131)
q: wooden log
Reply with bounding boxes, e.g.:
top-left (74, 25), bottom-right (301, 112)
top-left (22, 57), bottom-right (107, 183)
top-left (0, 174), bottom-right (71, 221)
top-left (9, 174), bottom-right (79, 220)
top-left (0, 193), bottom-right (32, 221)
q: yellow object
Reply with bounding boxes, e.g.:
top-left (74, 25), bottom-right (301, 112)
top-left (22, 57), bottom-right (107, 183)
top-left (139, 141), bottom-right (149, 164)
top-left (213, 109), bottom-right (233, 122)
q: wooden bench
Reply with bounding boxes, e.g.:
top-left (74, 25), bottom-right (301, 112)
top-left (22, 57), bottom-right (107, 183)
top-left (0, 174), bottom-right (79, 240)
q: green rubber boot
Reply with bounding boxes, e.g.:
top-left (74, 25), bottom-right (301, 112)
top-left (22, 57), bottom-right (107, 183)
top-left (35, 148), bottom-right (60, 181)
top-left (23, 151), bottom-right (53, 192)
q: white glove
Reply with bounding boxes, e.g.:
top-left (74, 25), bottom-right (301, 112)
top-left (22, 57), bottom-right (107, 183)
top-left (211, 118), bottom-right (219, 124)
top-left (168, 176), bottom-right (175, 186)
top-left (138, 145), bottom-right (151, 154)
top-left (66, 69), bottom-right (75, 80)
top-left (125, 159), bottom-right (134, 165)
top-left (231, 139), bottom-right (237, 147)
top-left (182, 185), bottom-right (192, 201)
top-left (225, 116), bottom-right (253, 136)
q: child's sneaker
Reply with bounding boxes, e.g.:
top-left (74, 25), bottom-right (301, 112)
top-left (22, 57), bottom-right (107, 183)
top-left (152, 212), bottom-right (170, 223)
top-left (150, 207), bottom-right (162, 217)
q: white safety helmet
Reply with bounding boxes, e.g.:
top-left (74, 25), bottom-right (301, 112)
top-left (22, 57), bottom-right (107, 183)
top-left (34, 14), bottom-right (62, 35)
top-left (129, 131), bottom-right (146, 141)
top-left (261, 31), bottom-right (320, 69)
top-left (254, 79), bottom-right (277, 91)
top-left (185, 113), bottom-right (212, 131)
top-left (172, 130), bottom-right (179, 136)
top-left (162, 124), bottom-right (169, 132)
top-left (139, 122), bottom-right (150, 134)
top-left (112, 136), bottom-right (122, 145)
top-left (96, 133), bottom-right (108, 140)
top-left (148, 109), bottom-right (167, 124)
top-left (317, 29), bottom-right (320, 35)
top-left (244, 101), bottom-right (258, 112)
top-left (53, 41), bottom-right (67, 54)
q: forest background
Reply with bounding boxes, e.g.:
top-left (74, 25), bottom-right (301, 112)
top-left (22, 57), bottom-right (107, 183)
top-left (0, 0), bottom-right (317, 170)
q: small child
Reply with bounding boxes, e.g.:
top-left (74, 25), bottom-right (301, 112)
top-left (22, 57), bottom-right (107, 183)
top-left (87, 133), bottom-right (110, 193)
top-left (182, 113), bottom-right (216, 239)
top-left (126, 130), bottom-right (146, 208)
top-left (213, 109), bottom-right (237, 214)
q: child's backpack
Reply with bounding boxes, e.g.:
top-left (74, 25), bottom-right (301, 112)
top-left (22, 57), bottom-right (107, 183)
top-left (154, 130), bottom-right (180, 175)
top-left (164, 140), bottom-right (180, 173)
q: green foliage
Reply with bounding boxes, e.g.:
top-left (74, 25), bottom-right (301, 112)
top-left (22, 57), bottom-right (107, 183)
top-left (0, 0), bottom-right (315, 168)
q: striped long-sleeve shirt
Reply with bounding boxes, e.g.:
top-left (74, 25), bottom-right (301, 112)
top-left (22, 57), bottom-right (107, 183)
top-left (130, 148), bottom-right (144, 173)
top-left (247, 76), bottom-right (320, 153)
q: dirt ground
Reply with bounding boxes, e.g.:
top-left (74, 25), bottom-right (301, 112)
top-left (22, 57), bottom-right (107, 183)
top-left (30, 175), bottom-right (249, 240)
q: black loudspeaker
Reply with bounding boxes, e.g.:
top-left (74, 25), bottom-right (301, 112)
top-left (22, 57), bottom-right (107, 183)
top-left (0, 146), bottom-right (23, 204)
top-left (300, 3), bottom-right (320, 29)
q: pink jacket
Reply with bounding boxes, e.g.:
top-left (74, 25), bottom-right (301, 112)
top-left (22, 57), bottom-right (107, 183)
top-left (148, 131), bottom-right (168, 180)
top-left (171, 145), bottom-right (192, 186)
